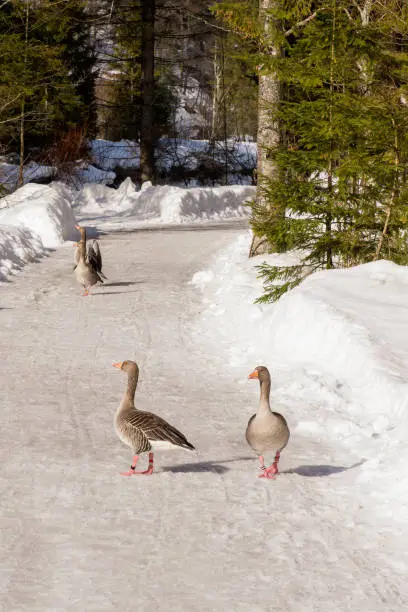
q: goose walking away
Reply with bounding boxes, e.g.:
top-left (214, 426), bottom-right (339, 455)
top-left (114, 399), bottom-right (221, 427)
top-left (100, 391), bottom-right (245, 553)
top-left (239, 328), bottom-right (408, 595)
top-left (74, 225), bottom-right (105, 295)
top-left (113, 360), bottom-right (195, 476)
top-left (246, 366), bottom-right (290, 479)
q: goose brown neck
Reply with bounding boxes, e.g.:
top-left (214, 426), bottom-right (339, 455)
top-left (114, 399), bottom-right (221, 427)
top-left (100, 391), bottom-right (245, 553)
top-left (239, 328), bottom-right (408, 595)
top-left (259, 375), bottom-right (271, 411)
top-left (126, 372), bottom-right (139, 401)
top-left (78, 238), bottom-right (87, 261)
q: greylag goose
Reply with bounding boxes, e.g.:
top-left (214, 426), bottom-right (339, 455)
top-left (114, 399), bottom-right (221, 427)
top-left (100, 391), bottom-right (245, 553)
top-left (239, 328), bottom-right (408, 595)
top-left (113, 360), bottom-right (195, 476)
top-left (73, 238), bottom-right (106, 279)
top-left (74, 225), bottom-right (104, 296)
top-left (75, 224), bottom-right (107, 277)
top-left (246, 366), bottom-right (290, 479)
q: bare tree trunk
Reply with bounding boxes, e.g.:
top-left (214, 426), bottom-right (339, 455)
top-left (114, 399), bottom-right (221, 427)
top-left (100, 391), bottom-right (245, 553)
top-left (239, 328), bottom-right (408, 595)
top-left (250, 0), bottom-right (280, 257)
top-left (140, 0), bottom-right (155, 184)
top-left (18, 0), bottom-right (30, 188)
top-left (211, 39), bottom-right (221, 140)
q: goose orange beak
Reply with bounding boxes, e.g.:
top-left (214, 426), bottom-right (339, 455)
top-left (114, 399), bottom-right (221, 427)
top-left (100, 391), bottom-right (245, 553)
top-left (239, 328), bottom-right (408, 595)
top-left (75, 224), bottom-right (81, 230)
top-left (248, 370), bottom-right (259, 379)
top-left (113, 362), bottom-right (123, 369)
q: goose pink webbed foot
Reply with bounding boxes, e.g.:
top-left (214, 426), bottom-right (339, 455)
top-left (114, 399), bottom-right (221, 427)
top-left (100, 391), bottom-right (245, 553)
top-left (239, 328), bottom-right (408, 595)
top-left (121, 453), bottom-right (154, 476)
top-left (258, 451), bottom-right (280, 479)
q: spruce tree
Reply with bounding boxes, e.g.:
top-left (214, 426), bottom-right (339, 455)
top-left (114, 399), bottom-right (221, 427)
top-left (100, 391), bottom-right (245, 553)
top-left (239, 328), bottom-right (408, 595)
top-left (249, 1), bottom-right (408, 301)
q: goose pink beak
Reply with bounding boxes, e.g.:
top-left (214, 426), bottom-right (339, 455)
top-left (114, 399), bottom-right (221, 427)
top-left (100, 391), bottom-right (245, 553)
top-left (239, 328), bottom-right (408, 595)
top-left (248, 370), bottom-right (259, 379)
top-left (75, 224), bottom-right (81, 230)
top-left (113, 362), bottom-right (123, 369)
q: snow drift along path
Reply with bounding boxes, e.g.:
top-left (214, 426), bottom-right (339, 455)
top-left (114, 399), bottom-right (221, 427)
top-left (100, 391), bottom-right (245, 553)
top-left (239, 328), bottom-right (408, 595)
top-left (0, 228), bottom-right (407, 611)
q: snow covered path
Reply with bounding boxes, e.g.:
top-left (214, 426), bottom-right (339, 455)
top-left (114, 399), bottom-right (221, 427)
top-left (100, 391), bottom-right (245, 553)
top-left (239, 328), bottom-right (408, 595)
top-left (1, 227), bottom-right (407, 611)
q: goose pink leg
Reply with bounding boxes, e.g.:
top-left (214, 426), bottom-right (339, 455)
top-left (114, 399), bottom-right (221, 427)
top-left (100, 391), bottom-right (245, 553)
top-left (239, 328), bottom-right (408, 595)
top-left (258, 451), bottom-right (280, 479)
top-left (121, 452), bottom-right (154, 476)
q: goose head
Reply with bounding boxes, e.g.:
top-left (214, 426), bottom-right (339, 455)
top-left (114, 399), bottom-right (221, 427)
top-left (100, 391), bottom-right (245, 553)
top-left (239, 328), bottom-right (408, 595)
top-left (248, 365), bottom-right (270, 382)
top-left (113, 360), bottom-right (139, 377)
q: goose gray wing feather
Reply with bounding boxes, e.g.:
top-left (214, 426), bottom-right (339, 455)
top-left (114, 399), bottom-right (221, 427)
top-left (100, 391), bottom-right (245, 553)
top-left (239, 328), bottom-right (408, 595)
top-left (87, 243), bottom-right (99, 273)
top-left (88, 240), bottom-right (107, 279)
top-left (125, 410), bottom-right (195, 450)
top-left (116, 412), bottom-right (151, 454)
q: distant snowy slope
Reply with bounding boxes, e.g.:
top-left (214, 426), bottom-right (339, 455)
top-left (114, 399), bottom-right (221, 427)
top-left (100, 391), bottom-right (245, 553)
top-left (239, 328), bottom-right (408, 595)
top-left (191, 233), bottom-right (408, 524)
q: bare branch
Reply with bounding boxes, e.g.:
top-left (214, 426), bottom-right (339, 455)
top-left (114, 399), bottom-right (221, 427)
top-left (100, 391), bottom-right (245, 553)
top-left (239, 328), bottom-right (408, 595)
top-left (0, 93), bottom-right (23, 114)
top-left (284, 9), bottom-right (326, 38)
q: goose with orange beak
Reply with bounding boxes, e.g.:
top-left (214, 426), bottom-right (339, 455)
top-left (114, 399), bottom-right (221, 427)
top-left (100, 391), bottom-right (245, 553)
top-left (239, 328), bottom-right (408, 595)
top-left (112, 360), bottom-right (195, 476)
top-left (246, 366), bottom-right (290, 479)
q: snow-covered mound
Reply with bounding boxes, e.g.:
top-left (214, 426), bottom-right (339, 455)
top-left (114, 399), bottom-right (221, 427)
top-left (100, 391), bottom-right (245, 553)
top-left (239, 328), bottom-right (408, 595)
top-left (74, 178), bottom-right (255, 230)
top-left (75, 163), bottom-right (116, 186)
top-left (0, 183), bottom-right (77, 248)
top-left (0, 226), bottom-right (44, 282)
top-left (192, 233), bottom-right (408, 523)
top-left (0, 183), bottom-right (77, 281)
top-left (89, 139), bottom-right (140, 170)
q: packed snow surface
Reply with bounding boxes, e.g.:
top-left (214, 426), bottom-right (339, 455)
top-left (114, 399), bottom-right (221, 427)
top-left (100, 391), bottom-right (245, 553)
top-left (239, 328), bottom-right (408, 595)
top-left (1, 224), bottom-right (408, 610)
top-left (0, 181), bottom-right (252, 281)
top-left (192, 233), bottom-right (408, 527)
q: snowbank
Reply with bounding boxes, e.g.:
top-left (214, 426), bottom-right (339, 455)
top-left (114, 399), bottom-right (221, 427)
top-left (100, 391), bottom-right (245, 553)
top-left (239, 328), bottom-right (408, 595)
top-left (0, 183), bottom-right (77, 281)
top-left (0, 183), bottom-right (77, 248)
top-left (74, 179), bottom-right (255, 230)
top-left (192, 233), bottom-right (408, 523)
top-left (0, 226), bottom-right (44, 282)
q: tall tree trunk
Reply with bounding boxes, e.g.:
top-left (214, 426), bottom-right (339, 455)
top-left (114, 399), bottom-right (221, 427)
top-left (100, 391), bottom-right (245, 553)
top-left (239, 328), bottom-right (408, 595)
top-left (140, 0), bottom-right (155, 183)
top-left (249, 0), bottom-right (281, 257)
top-left (18, 0), bottom-right (30, 188)
top-left (211, 39), bottom-right (220, 140)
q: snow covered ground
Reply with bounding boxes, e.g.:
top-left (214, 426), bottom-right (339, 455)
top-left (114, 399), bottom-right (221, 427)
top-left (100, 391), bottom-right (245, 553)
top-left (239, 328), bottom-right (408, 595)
top-left (74, 178), bottom-right (254, 231)
top-left (1, 184), bottom-right (408, 609)
top-left (90, 137), bottom-right (256, 177)
top-left (0, 137), bottom-right (256, 194)
top-left (0, 181), bottom-right (253, 282)
top-left (192, 233), bottom-right (408, 545)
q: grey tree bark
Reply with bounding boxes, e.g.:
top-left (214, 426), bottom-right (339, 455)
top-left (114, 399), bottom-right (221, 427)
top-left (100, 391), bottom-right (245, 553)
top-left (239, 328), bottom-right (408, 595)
top-left (249, 0), bottom-right (280, 257)
top-left (140, 0), bottom-right (155, 183)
